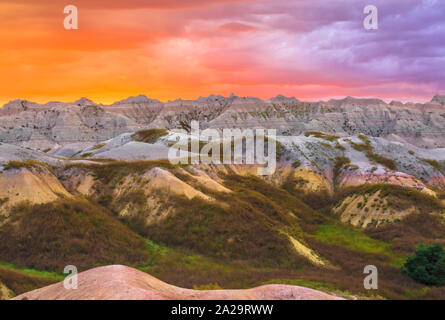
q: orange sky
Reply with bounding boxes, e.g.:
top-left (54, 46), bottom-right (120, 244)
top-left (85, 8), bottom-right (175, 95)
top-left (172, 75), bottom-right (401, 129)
top-left (0, 0), bottom-right (443, 106)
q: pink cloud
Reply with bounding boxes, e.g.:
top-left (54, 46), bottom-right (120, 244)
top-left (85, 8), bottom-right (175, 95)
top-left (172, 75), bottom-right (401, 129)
top-left (218, 22), bottom-right (257, 33)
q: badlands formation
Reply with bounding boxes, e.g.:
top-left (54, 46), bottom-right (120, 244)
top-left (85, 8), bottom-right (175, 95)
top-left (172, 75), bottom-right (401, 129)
top-left (0, 94), bottom-right (444, 300)
top-left (2, 94), bottom-right (445, 150)
top-left (1, 94), bottom-right (444, 228)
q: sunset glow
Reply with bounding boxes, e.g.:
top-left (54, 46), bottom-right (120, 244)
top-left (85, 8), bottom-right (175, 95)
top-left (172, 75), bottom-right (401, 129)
top-left (0, 0), bottom-right (444, 106)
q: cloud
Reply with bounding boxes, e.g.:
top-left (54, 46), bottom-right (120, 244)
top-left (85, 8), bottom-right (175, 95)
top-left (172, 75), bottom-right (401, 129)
top-left (1, 0), bottom-right (255, 10)
top-left (0, 0), bottom-right (444, 105)
top-left (218, 22), bottom-right (257, 33)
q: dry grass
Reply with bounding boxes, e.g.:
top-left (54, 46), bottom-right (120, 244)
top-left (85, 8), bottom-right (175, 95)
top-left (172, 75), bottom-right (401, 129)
top-left (349, 135), bottom-right (396, 170)
top-left (421, 158), bottom-right (444, 173)
top-left (131, 129), bottom-right (168, 143)
top-left (4, 160), bottom-right (54, 174)
top-left (67, 160), bottom-right (177, 184)
top-left (304, 131), bottom-right (339, 141)
top-left (0, 199), bottom-right (149, 271)
top-left (2, 162), bottom-right (443, 299)
top-left (366, 213), bottom-right (445, 254)
top-left (0, 265), bottom-right (60, 296)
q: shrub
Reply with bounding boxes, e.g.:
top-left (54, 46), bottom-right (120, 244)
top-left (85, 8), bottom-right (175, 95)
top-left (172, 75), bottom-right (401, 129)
top-left (402, 243), bottom-right (445, 286)
top-left (68, 160), bottom-right (176, 184)
top-left (0, 199), bottom-right (149, 271)
top-left (304, 131), bottom-right (339, 141)
top-left (335, 142), bottom-right (346, 151)
top-left (91, 143), bottom-right (106, 151)
top-left (131, 129), bottom-right (168, 143)
top-left (281, 175), bottom-right (332, 210)
top-left (292, 160), bottom-right (301, 168)
top-left (132, 174), bottom-right (329, 268)
top-left (367, 152), bottom-right (396, 170)
top-left (333, 156), bottom-right (351, 186)
top-left (193, 283), bottom-right (223, 290)
top-left (421, 158), bottom-right (443, 173)
top-left (348, 136), bottom-right (396, 170)
top-left (142, 194), bottom-right (304, 268)
top-left (3, 160), bottom-right (54, 174)
top-left (0, 265), bottom-right (60, 296)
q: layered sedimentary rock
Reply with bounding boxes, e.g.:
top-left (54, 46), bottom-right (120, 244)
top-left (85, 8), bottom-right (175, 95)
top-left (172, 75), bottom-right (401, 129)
top-left (1, 94), bottom-right (445, 149)
top-left (0, 99), bottom-right (139, 151)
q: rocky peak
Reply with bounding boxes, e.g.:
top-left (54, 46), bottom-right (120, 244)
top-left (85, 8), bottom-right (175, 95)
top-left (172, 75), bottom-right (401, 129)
top-left (0, 100), bottom-right (30, 116)
top-left (115, 95), bottom-right (160, 104)
top-left (431, 95), bottom-right (445, 105)
top-left (196, 94), bottom-right (227, 103)
top-left (389, 100), bottom-right (404, 107)
top-left (327, 96), bottom-right (387, 107)
top-left (269, 95), bottom-right (299, 103)
top-left (74, 97), bottom-right (95, 106)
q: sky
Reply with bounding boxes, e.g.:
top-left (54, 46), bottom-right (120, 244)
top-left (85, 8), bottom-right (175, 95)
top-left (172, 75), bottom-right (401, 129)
top-left (0, 0), bottom-right (444, 106)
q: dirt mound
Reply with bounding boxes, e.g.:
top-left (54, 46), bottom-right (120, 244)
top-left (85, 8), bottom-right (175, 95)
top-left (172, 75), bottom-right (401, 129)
top-left (0, 166), bottom-right (71, 213)
top-left (13, 265), bottom-right (343, 300)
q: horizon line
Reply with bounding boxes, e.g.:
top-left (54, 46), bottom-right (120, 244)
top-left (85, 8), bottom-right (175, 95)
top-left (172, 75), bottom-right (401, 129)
top-left (1, 93), bottom-right (444, 108)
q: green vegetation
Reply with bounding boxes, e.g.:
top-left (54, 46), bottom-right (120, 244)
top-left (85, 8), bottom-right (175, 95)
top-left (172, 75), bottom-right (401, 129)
top-left (366, 212), bottom-right (445, 254)
top-left (312, 224), bottom-right (397, 262)
top-left (139, 240), bottom-right (304, 290)
top-left (138, 194), bottom-right (306, 268)
top-left (193, 283), bottom-right (223, 290)
top-left (402, 243), bottom-right (445, 286)
top-left (292, 160), bottom-right (301, 168)
top-left (363, 184), bottom-right (442, 213)
top-left (91, 143), bottom-right (106, 151)
top-left (4, 160), bottom-right (54, 174)
top-left (131, 129), bottom-right (168, 143)
top-left (421, 158), bottom-right (443, 173)
top-left (0, 262), bottom-right (63, 281)
top-left (2, 159), bottom-right (445, 299)
top-left (281, 175), bottom-right (332, 210)
top-left (80, 152), bottom-right (93, 158)
top-left (275, 139), bottom-right (286, 162)
top-left (335, 142), bottom-right (346, 151)
top-left (0, 199), bottom-right (148, 271)
top-left (349, 135), bottom-right (396, 170)
top-left (122, 174), bottom-right (328, 269)
top-left (304, 131), bottom-right (339, 141)
top-left (333, 156), bottom-right (351, 186)
top-left (335, 184), bottom-right (444, 220)
top-left (0, 263), bottom-right (62, 296)
top-left (222, 174), bottom-right (327, 228)
top-left (367, 153), bottom-right (396, 171)
top-left (68, 160), bottom-right (177, 184)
